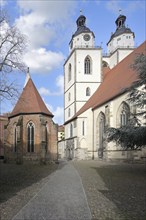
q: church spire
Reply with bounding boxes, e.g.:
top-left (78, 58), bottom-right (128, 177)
top-left (24, 67), bottom-right (31, 88)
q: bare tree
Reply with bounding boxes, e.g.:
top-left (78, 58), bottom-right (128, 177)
top-left (0, 10), bottom-right (27, 101)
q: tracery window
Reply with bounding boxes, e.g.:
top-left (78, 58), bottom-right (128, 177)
top-left (116, 102), bottom-right (130, 127)
top-left (120, 111), bottom-right (128, 127)
top-left (84, 56), bottom-right (91, 74)
top-left (27, 122), bottom-right (34, 152)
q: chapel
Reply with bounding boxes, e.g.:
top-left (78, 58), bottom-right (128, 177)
top-left (4, 70), bottom-right (58, 163)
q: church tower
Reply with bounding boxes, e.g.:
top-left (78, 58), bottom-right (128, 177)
top-left (64, 13), bottom-right (102, 123)
top-left (103, 13), bottom-right (135, 69)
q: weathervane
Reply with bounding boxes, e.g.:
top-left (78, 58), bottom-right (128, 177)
top-left (119, 9), bottom-right (122, 15)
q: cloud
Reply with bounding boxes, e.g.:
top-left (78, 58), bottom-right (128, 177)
top-left (17, 1), bottom-right (76, 23)
top-left (15, 13), bottom-right (55, 48)
top-left (39, 75), bottom-right (64, 96)
top-left (106, 0), bottom-right (120, 15)
top-left (15, 1), bottom-right (77, 49)
top-left (14, 1), bottom-right (77, 74)
top-left (0, 0), bottom-right (7, 7)
top-left (106, 0), bottom-right (145, 15)
top-left (56, 75), bottom-right (64, 94)
top-left (39, 87), bottom-right (51, 96)
top-left (46, 103), bottom-right (64, 125)
top-left (23, 48), bottom-right (65, 74)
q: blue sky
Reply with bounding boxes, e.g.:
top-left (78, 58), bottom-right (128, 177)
top-left (1, 0), bottom-right (146, 125)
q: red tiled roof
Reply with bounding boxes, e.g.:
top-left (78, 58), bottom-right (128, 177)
top-left (65, 41), bottom-right (146, 124)
top-left (58, 125), bottom-right (64, 132)
top-left (10, 78), bottom-right (53, 118)
top-left (102, 66), bottom-right (111, 80)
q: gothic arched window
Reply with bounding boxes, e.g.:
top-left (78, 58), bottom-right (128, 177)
top-left (84, 56), bottom-right (91, 74)
top-left (14, 124), bottom-right (17, 152)
top-left (82, 121), bottom-right (85, 136)
top-left (120, 111), bottom-right (127, 127)
top-left (68, 63), bottom-right (72, 82)
top-left (68, 92), bottom-right (71, 101)
top-left (68, 108), bottom-right (71, 117)
top-left (70, 123), bottom-right (73, 137)
top-left (116, 102), bottom-right (130, 127)
top-left (96, 112), bottom-right (106, 158)
top-left (27, 122), bottom-right (34, 152)
top-left (86, 87), bottom-right (91, 96)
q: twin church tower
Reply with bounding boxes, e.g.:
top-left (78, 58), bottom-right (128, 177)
top-left (64, 13), bottom-right (135, 124)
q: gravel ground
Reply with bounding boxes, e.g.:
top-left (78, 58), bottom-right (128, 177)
top-left (0, 161), bottom-right (58, 220)
top-left (0, 160), bottom-right (146, 220)
top-left (72, 160), bottom-right (146, 220)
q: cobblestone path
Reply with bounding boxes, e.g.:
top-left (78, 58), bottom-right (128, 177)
top-left (73, 160), bottom-right (146, 220)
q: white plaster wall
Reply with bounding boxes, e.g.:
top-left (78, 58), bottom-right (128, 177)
top-left (64, 52), bottom-right (75, 92)
top-left (76, 82), bottom-right (100, 101)
top-left (64, 102), bottom-right (75, 122)
top-left (109, 49), bottom-right (134, 69)
top-left (108, 33), bottom-right (134, 54)
top-left (76, 49), bottom-right (101, 82)
top-left (64, 86), bottom-right (75, 109)
top-left (118, 49), bottom-right (134, 63)
top-left (76, 109), bottom-right (93, 152)
top-left (58, 140), bottom-right (65, 158)
top-left (109, 51), bottom-right (118, 68)
top-left (70, 33), bottom-right (95, 51)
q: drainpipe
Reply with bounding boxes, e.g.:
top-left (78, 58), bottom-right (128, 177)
top-left (92, 109), bottom-right (94, 160)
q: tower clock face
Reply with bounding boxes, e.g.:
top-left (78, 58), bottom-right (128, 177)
top-left (83, 34), bottom-right (90, 41)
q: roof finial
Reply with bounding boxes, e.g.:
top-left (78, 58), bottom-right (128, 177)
top-left (27, 67), bottom-right (29, 74)
top-left (24, 67), bottom-right (31, 88)
top-left (80, 9), bottom-right (82, 15)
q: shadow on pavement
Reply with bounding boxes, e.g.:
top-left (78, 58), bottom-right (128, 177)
top-left (0, 161), bottom-right (59, 204)
top-left (92, 163), bottom-right (146, 220)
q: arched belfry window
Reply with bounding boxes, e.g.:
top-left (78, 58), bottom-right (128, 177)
top-left (84, 56), bottom-right (91, 74)
top-left (27, 122), bottom-right (34, 152)
top-left (68, 63), bottom-right (72, 82)
top-left (86, 87), bottom-right (91, 96)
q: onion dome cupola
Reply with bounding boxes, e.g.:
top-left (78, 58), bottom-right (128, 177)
top-left (107, 14), bottom-right (135, 54)
top-left (69, 13), bottom-right (95, 51)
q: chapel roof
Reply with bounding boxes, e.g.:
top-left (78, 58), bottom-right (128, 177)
top-left (65, 41), bottom-right (146, 124)
top-left (9, 76), bottom-right (53, 118)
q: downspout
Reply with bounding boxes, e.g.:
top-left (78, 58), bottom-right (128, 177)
top-left (92, 109), bottom-right (94, 160)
